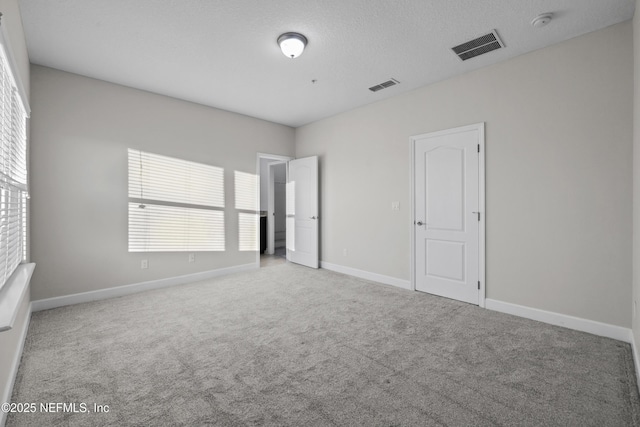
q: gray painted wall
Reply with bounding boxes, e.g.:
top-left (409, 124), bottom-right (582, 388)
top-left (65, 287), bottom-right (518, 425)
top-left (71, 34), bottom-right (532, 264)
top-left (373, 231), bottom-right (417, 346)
top-left (0, 0), bottom-right (31, 414)
top-left (259, 158), bottom-right (277, 212)
top-left (29, 66), bottom-right (295, 300)
top-left (296, 22), bottom-right (633, 328)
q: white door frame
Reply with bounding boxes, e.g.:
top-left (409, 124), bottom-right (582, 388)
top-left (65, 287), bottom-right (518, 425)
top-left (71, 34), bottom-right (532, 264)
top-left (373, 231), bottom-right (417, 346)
top-left (256, 153), bottom-right (294, 265)
top-left (409, 123), bottom-right (486, 307)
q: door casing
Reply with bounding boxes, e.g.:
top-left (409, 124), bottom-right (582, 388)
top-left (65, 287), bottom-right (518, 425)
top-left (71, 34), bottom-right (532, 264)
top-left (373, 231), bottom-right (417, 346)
top-left (410, 123), bottom-right (486, 307)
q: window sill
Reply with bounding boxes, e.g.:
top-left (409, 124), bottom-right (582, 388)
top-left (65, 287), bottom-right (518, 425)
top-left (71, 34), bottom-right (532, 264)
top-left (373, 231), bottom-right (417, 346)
top-left (0, 263), bottom-right (35, 332)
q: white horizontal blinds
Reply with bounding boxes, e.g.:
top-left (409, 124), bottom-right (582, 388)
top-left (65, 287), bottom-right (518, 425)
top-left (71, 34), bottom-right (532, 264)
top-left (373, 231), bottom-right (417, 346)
top-left (128, 149), bottom-right (224, 208)
top-left (0, 58), bottom-right (26, 190)
top-left (128, 203), bottom-right (225, 252)
top-left (128, 149), bottom-right (225, 252)
top-left (234, 171), bottom-right (258, 211)
top-left (21, 191), bottom-right (26, 260)
top-left (234, 171), bottom-right (259, 251)
top-left (238, 212), bottom-right (258, 251)
top-left (0, 189), bottom-right (24, 286)
top-left (0, 36), bottom-right (28, 292)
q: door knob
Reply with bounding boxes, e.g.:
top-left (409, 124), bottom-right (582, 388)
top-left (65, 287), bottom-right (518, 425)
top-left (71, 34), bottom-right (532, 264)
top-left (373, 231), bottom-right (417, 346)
top-left (415, 221), bottom-right (425, 226)
top-left (310, 216), bottom-right (317, 220)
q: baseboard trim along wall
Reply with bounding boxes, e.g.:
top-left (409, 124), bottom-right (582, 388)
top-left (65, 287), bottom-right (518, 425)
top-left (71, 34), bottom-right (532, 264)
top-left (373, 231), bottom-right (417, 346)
top-left (318, 264), bottom-right (632, 345)
top-left (630, 334), bottom-right (640, 395)
top-left (318, 264), bottom-right (640, 393)
top-left (320, 261), bottom-right (411, 290)
top-left (485, 298), bottom-right (631, 343)
top-left (1, 302), bottom-right (32, 427)
top-left (32, 263), bottom-right (257, 312)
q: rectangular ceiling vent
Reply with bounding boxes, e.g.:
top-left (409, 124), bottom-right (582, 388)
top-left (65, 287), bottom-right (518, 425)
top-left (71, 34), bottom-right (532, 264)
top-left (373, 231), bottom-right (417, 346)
top-left (369, 78), bottom-right (400, 92)
top-left (452, 30), bottom-right (505, 61)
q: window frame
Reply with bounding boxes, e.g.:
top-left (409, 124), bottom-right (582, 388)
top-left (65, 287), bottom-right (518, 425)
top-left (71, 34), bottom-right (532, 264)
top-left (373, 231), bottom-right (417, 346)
top-left (0, 19), bottom-right (30, 293)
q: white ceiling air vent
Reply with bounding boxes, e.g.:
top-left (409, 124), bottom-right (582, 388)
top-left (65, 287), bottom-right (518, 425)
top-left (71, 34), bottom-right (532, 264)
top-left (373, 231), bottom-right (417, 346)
top-left (369, 78), bottom-right (400, 92)
top-left (452, 30), bottom-right (505, 61)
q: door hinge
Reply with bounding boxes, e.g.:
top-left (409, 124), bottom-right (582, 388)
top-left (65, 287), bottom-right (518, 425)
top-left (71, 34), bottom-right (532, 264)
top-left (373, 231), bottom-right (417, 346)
top-left (477, 144), bottom-right (480, 153)
top-left (478, 281), bottom-right (480, 290)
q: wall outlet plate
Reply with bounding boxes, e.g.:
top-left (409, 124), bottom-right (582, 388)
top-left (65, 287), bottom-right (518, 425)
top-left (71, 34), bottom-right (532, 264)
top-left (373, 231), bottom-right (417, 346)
top-left (141, 259), bottom-right (148, 269)
top-left (189, 253), bottom-right (195, 263)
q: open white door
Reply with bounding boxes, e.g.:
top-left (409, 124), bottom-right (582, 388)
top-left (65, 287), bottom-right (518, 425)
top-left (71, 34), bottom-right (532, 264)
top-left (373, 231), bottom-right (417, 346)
top-left (286, 156), bottom-right (319, 268)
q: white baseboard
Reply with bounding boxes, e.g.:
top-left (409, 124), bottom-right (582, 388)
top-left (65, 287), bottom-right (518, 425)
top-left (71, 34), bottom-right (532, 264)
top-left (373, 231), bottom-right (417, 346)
top-left (1, 301), bottom-right (32, 427)
top-left (320, 261), bottom-right (411, 290)
top-left (485, 298), bottom-right (631, 343)
top-left (630, 333), bottom-right (640, 394)
top-left (32, 263), bottom-right (257, 312)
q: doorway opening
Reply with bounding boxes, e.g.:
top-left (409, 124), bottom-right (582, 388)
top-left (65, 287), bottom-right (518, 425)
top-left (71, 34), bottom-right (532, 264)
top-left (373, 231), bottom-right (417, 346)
top-left (257, 153), bottom-right (292, 268)
top-left (269, 162), bottom-right (287, 258)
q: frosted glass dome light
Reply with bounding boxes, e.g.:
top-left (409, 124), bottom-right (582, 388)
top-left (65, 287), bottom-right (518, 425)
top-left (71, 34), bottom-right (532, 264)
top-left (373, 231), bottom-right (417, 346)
top-left (278, 32), bottom-right (307, 59)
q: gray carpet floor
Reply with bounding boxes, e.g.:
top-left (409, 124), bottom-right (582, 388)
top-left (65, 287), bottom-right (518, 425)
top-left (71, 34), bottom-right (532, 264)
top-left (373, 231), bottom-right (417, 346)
top-left (8, 262), bottom-right (640, 426)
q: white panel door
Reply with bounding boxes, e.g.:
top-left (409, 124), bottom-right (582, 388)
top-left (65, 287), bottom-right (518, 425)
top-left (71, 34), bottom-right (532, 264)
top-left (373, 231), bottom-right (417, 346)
top-left (414, 125), bottom-right (482, 304)
top-left (286, 156), bottom-right (319, 268)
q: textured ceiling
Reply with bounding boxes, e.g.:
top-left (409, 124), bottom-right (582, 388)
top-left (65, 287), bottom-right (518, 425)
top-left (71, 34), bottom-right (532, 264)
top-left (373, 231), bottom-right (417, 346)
top-left (18, 0), bottom-right (636, 127)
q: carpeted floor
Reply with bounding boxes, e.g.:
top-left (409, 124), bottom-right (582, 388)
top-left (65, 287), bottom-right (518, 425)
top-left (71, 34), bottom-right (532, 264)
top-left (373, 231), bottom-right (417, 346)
top-left (7, 263), bottom-right (640, 426)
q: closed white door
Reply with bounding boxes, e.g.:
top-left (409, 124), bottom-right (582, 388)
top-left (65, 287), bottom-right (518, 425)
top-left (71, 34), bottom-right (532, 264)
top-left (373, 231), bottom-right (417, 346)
top-left (286, 156), bottom-right (319, 268)
top-left (413, 124), bottom-right (483, 305)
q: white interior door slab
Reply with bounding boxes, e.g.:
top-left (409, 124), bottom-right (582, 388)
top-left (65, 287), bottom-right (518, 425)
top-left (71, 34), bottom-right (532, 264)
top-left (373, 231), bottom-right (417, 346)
top-left (413, 124), bottom-right (484, 305)
top-left (286, 156), bottom-right (319, 268)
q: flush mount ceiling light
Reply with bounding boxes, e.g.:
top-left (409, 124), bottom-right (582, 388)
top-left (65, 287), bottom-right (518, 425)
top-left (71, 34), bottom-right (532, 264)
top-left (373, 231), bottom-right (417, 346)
top-left (277, 32), bottom-right (307, 59)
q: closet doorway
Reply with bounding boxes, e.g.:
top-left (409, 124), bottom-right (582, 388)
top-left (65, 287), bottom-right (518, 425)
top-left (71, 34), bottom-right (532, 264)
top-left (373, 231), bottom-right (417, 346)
top-left (258, 154), bottom-right (292, 262)
top-left (267, 161), bottom-right (287, 256)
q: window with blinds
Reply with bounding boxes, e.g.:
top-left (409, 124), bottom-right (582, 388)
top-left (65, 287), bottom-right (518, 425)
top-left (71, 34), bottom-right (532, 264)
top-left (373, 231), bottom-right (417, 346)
top-left (234, 171), bottom-right (259, 251)
top-left (0, 39), bottom-right (28, 293)
top-left (128, 149), bottom-right (225, 252)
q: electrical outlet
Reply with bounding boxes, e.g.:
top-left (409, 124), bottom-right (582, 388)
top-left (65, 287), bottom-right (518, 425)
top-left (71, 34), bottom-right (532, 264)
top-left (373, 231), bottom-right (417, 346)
top-left (391, 201), bottom-right (400, 211)
top-left (141, 259), bottom-right (148, 269)
top-left (343, 248), bottom-right (348, 256)
top-left (188, 253), bottom-right (195, 263)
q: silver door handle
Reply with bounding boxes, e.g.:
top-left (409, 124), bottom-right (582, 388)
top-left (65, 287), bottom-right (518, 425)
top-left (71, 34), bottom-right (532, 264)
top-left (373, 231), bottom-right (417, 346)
top-left (415, 221), bottom-right (425, 226)
top-left (310, 216), bottom-right (317, 220)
